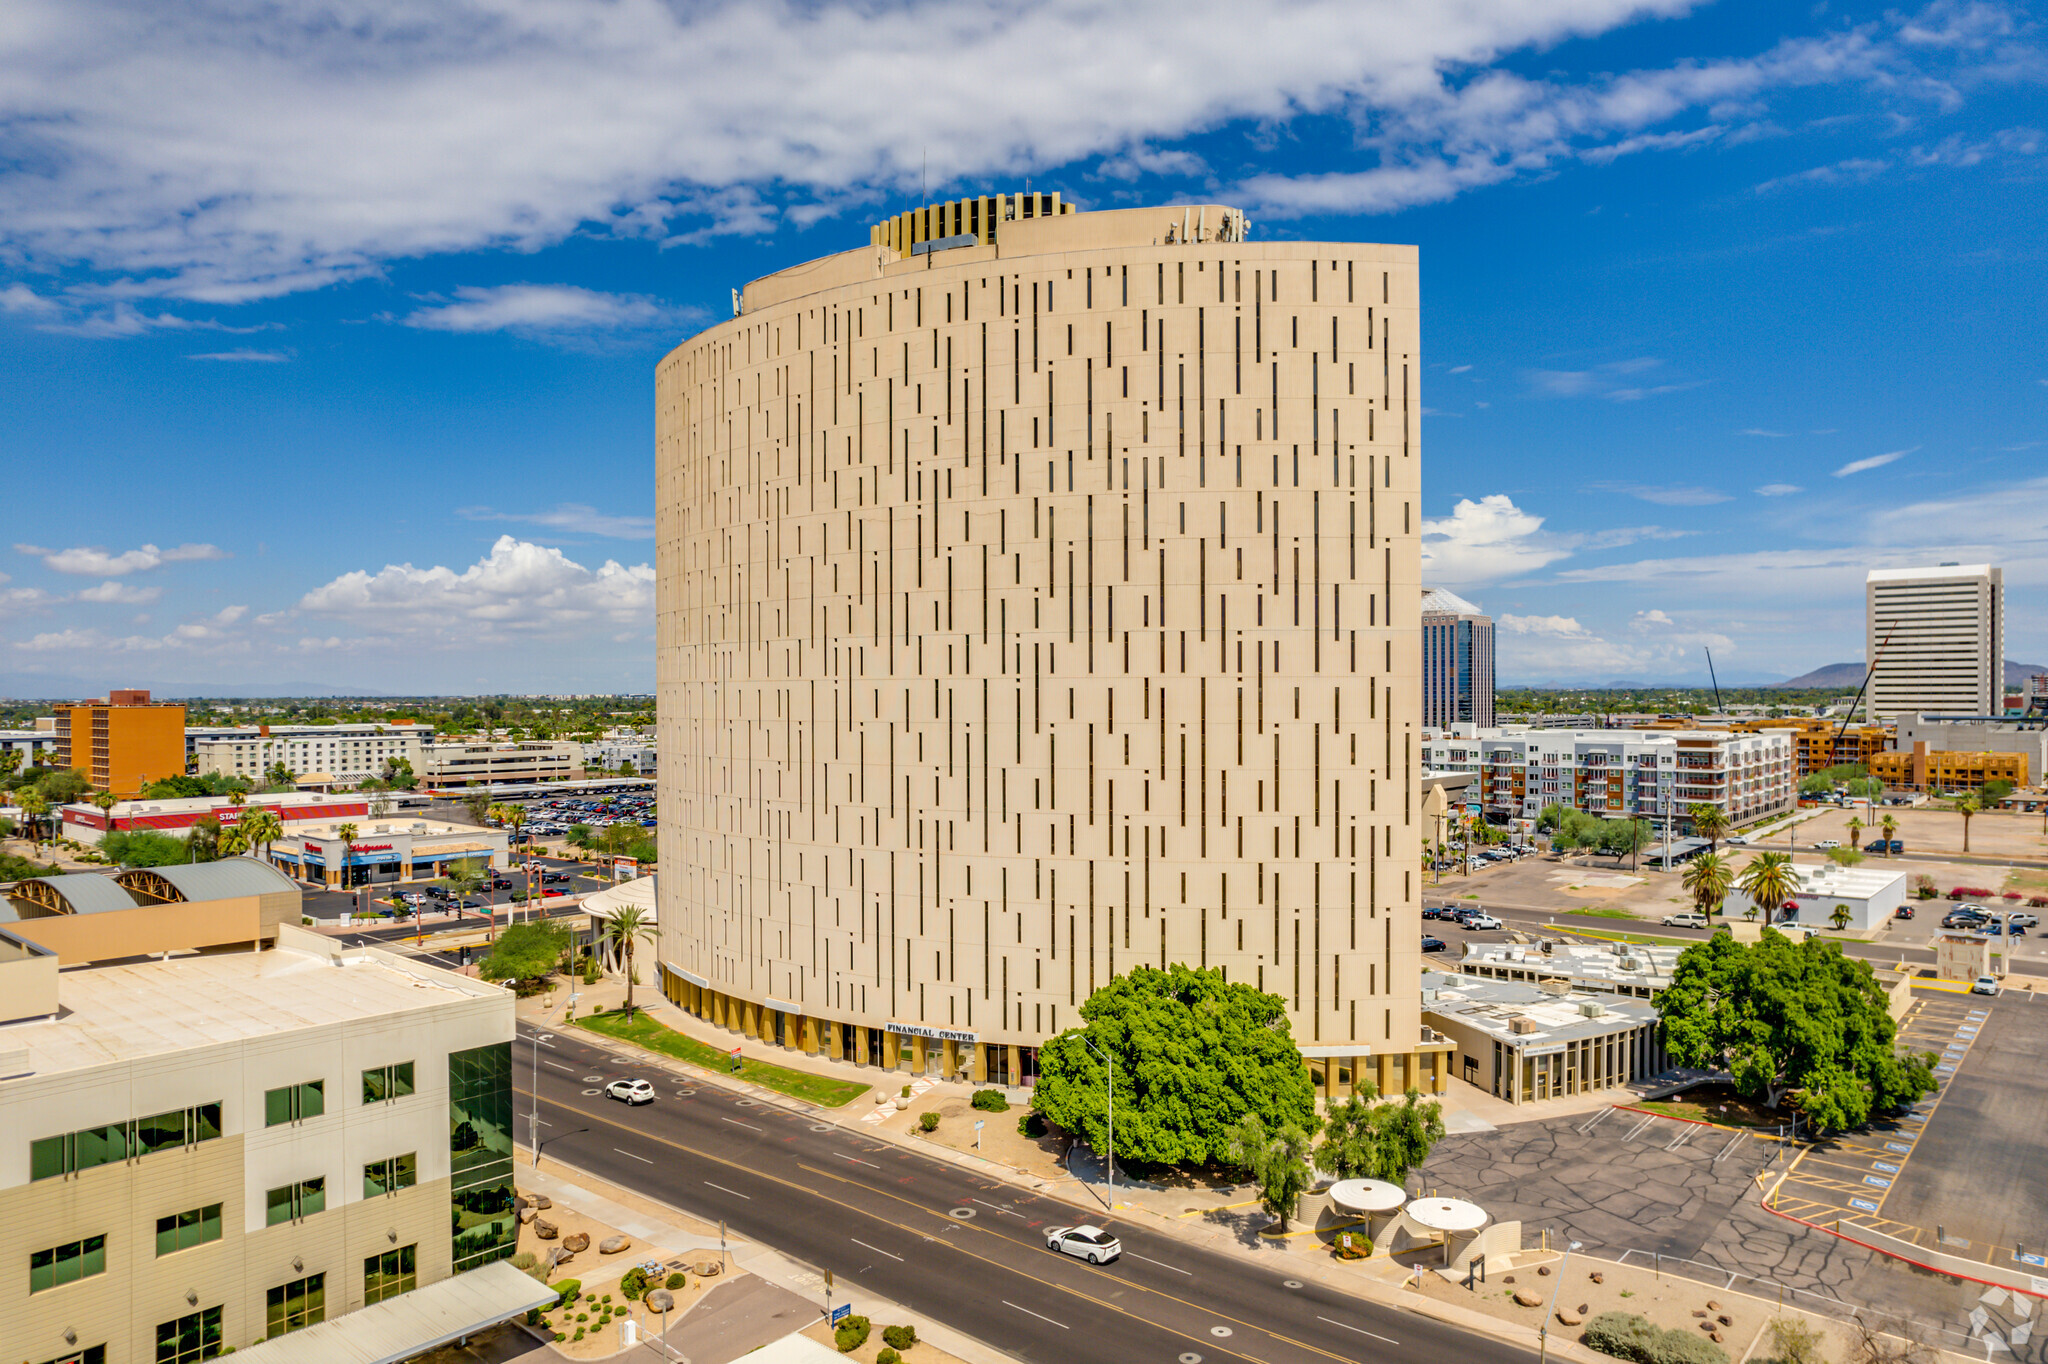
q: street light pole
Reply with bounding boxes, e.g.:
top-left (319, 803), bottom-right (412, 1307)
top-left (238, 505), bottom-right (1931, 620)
top-left (528, 1028), bottom-right (550, 1167)
top-left (1537, 1240), bottom-right (1583, 1364)
top-left (1083, 1036), bottom-right (1114, 1206)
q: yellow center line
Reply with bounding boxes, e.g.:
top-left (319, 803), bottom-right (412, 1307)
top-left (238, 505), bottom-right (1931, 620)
top-left (519, 1083), bottom-right (1359, 1364)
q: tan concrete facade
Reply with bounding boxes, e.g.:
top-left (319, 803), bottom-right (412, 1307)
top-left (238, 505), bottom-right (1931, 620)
top-left (655, 199), bottom-right (1425, 1085)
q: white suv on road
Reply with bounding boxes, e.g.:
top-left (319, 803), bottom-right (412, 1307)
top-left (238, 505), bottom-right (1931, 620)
top-left (1661, 911), bottom-right (1710, 928)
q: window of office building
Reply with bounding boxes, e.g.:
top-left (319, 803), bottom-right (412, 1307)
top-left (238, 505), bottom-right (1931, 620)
top-left (155, 1305), bottom-right (222, 1363)
top-left (264, 1079), bottom-right (324, 1126)
top-left (31, 1103), bottom-right (222, 1180)
top-left (363, 1152), bottom-right (418, 1198)
top-left (362, 1061), bottom-right (415, 1104)
top-left (449, 1041), bottom-right (517, 1270)
top-left (264, 1177), bottom-right (326, 1226)
top-left (265, 1273), bottom-right (325, 1338)
top-left (30, 1234), bottom-right (106, 1293)
top-left (156, 1204), bottom-right (222, 1256)
top-left (36, 1347), bottom-right (105, 1364)
top-left (364, 1244), bottom-right (416, 1305)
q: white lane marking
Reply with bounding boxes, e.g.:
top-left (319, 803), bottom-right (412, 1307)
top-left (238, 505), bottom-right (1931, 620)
top-left (614, 1148), bottom-right (654, 1164)
top-left (723, 1117), bottom-right (765, 1132)
top-left (836, 1153), bottom-right (883, 1168)
top-left (852, 1238), bottom-right (904, 1261)
top-left (1318, 1316), bottom-right (1398, 1345)
top-left (544, 1060), bottom-right (575, 1071)
top-left (1124, 1251), bottom-right (1191, 1275)
top-left (703, 1181), bottom-right (751, 1199)
top-left (973, 1198), bottom-right (1024, 1217)
top-left (1004, 1300), bottom-right (1069, 1328)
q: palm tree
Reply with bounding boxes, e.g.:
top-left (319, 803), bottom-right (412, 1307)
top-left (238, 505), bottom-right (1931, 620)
top-left (240, 807), bottom-right (284, 865)
top-left (90, 789), bottom-right (118, 830)
top-left (1689, 803), bottom-right (1730, 854)
top-left (444, 857), bottom-right (490, 940)
top-left (186, 816), bottom-right (221, 863)
top-left (18, 791), bottom-right (49, 854)
top-left (1880, 813), bottom-right (1898, 855)
top-left (335, 821), bottom-right (359, 890)
top-left (227, 789), bottom-right (247, 807)
top-left (602, 903), bottom-right (657, 1020)
top-left (219, 825), bottom-right (252, 856)
top-left (496, 804), bottom-right (530, 919)
top-left (1831, 904), bottom-right (1853, 930)
top-left (1738, 851), bottom-right (1799, 926)
top-left (1847, 815), bottom-right (1864, 852)
top-left (1681, 852), bottom-right (1733, 921)
top-left (1954, 794), bottom-right (1982, 853)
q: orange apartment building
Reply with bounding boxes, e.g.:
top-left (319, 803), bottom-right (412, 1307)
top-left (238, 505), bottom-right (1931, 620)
top-left (1869, 742), bottom-right (2026, 792)
top-left (51, 689), bottom-right (187, 797)
top-left (1728, 717), bottom-right (1891, 776)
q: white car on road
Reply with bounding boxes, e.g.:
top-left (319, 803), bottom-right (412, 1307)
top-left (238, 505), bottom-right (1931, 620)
top-left (1045, 1225), bottom-right (1122, 1264)
top-left (1661, 911), bottom-right (1710, 928)
top-left (604, 1078), bottom-right (656, 1105)
top-left (1972, 976), bottom-right (2000, 997)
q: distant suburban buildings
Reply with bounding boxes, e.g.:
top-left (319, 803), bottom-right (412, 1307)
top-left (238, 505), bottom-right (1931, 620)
top-left (1421, 587), bottom-right (1494, 728)
top-left (1422, 725), bottom-right (1796, 830)
top-left (0, 894), bottom-right (535, 1360)
top-left (656, 193), bottom-right (1441, 1100)
top-left (581, 737), bottom-right (656, 774)
top-left (1726, 716), bottom-right (1890, 776)
top-left (417, 740), bottom-right (579, 787)
top-left (52, 689), bottom-right (186, 797)
top-left (191, 722), bottom-right (435, 786)
top-left (59, 791), bottom-right (370, 845)
top-left (0, 729), bottom-right (57, 769)
top-left (1866, 563), bottom-right (2004, 719)
top-left (1887, 711), bottom-right (2047, 790)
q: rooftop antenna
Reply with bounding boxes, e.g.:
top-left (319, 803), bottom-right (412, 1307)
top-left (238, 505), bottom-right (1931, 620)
top-left (1704, 648), bottom-right (1724, 714)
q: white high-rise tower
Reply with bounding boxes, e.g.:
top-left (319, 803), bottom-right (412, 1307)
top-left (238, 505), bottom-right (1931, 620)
top-left (1865, 564), bottom-right (2003, 718)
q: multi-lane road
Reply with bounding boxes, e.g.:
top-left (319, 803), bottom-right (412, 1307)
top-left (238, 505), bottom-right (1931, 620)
top-left (516, 1020), bottom-right (1532, 1364)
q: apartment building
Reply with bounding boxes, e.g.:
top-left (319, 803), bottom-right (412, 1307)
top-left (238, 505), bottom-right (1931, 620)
top-left (1893, 713), bottom-right (2048, 785)
top-left (657, 194), bottom-right (1443, 1099)
top-left (0, 922), bottom-right (533, 1364)
top-left (191, 723), bottom-right (434, 786)
top-left (1, 729), bottom-right (59, 770)
top-left (1727, 717), bottom-right (1891, 776)
top-left (417, 741), bottom-right (578, 787)
top-left (52, 690), bottom-right (186, 798)
top-left (1421, 726), bottom-right (1796, 830)
top-left (1870, 743), bottom-right (2028, 792)
top-left (1421, 587), bottom-right (1495, 729)
top-left (1866, 564), bottom-right (2004, 719)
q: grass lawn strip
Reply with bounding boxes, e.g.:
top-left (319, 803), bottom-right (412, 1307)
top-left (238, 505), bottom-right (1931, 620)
top-left (572, 1009), bottom-right (870, 1108)
top-left (1564, 907), bottom-right (1642, 920)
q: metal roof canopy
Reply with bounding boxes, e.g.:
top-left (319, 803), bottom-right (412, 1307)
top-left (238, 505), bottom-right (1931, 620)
top-left (229, 1261), bottom-right (555, 1364)
top-left (8, 874), bottom-right (143, 917)
top-left (117, 856), bottom-right (299, 903)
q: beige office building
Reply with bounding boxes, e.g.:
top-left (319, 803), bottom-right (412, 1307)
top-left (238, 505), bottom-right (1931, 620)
top-left (654, 194), bottom-right (1439, 1096)
top-left (1866, 563), bottom-right (2004, 719)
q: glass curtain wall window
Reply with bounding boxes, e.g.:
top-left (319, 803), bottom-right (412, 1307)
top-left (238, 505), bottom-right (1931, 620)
top-left (30, 1103), bottom-right (222, 1180)
top-left (156, 1204), bottom-right (223, 1256)
top-left (449, 1042), bottom-right (517, 1270)
top-left (363, 1152), bottom-right (418, 1198)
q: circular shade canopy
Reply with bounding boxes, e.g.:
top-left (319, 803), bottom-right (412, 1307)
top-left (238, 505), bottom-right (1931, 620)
top-left (1328, 1179), bottom-right (1407, 1214)
top-left (1405, 1197), bottom-right (1487, 1233)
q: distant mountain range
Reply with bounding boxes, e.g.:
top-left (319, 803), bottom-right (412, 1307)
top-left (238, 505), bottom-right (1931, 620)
top-left (0, 675), bottom-right (390, 701)
top-left (1773, 659), bottom-right (2046, 689)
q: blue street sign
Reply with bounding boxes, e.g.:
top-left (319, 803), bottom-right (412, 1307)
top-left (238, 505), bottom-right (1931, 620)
top-left (830, 1304), bottom-right (852, 1324)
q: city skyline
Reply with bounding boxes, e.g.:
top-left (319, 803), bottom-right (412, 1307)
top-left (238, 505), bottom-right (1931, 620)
top-left (4, 0), bottom-right (2044, 694)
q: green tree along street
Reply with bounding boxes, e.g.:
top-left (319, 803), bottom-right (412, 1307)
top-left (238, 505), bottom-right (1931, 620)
top-left (478, 920), bottom-right (572, 994)
top-left (1033, 965), bottom-right (1317, 1167)
top-left (1681, 852), bottom-right (1733, 921)
top-left (1225, 1113), bottom-right (1317, 1226)
top-left (1655, 931), bottom-right (1937, 1132)
top-left (1318, 1084), bottom-right (1447, 1184)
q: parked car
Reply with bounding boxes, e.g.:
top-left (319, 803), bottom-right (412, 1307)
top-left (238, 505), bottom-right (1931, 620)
top-left (541, 871), bottom-right (572, 884)
top-left (2011, 912), bottom-right (2040, 929)
top-left (1421, 935), bottom-right (1448, 953)
top-left (1421, 906), bottom-right (1444, 920)
top-left (1895, 905), bottom-right (1915, 920)
top-left (1465, 913), bottom-right (1503, 931)
top-left (604, 1078), bottom-right (656, 1105)
top-left (1813, 840), bottom-right (1841, 850)
top-left (1727, 835), bottom-right (1750, 846)
top-left (1942, 908), bottom-right (1991, 929)
top-left (1863, 840), bottom-right (1889, 853)
top-left (1045, 1225), bottom-right (1122, 1264)
top-left (1972, 975), bottom-right (2000, 997)
top-left (1887, 839), bottom-right (1905, 854)
top-left (1661, 911), bottom-right (1710, 929)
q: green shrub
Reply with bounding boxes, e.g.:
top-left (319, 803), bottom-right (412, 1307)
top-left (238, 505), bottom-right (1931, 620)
top-left (879, 1351), bottom-right (901, 1364)
top-left (1332, 1230), bottom-right (1372, 1260)
top-left (901, 1083), bottom-right (913, 1098)
top-left (1766, 1316), bottom-right (1825, 1364)
top-left (621, 1267), bottom-right (647, 1300)
top-left (919, 1111), bottom-right (940, 1132)
top-left (835, 1314), bottom-right (872, 1352)
top-left (666, 1271), bottom-right (687, 1290)
top-left (552, 1280), bottom-right (581, 1309)
top-left (882, 1324), bottom-right (918, 1350)
top-left (1018, 1112), bottom-right (1047, 1138)
top-left (970, 1089), bottom-right (1010, 1111)
top-left (1582, 1311), bottom-right (1729, 1364)
top-left (1659, 1334), bottom-right (1731, 1364)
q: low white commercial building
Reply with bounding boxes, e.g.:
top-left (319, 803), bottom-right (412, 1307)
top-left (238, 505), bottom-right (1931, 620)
top-left (60, 792), bottom-right (371, 845)
top-left (1422, 725), bottom-right (1795, 830)
top-left (270, 818), bottom-right (510, 888)
top-left (1728, 861), bottom-right (1907, 933)
top-left (581, 739), bottom-right (656, 774)
top-left (1422, 971), bottom-right (1669, 1104)
top-left (191, 723), bottom-right (435, 786)
top-left (419, 741), bottom-right (579, 787)
top-left (1457, 940), bottom-right (1681, 1000)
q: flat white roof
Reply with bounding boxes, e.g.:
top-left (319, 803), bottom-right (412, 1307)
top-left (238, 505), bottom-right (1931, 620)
top-left (1790, 863), bottom-right (1907, 897)
top-left (288, 819), bottom-right (487, 839)
top-left (229, 1259), bottom-right (553, 1364)
top-left (0, 940), bottom-right (501, 1078)
top-left (71, 791), bottom-right (367, 817)
top-left (1422, 971), bottom-right (1658, 1044)
top-left (1867, 563), bottom-right (1995, 582)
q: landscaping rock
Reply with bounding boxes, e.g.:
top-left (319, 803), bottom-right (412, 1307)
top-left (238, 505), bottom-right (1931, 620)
top-left (531, 1195), bottom-right (553, 1210)
top-left (1578, 1304), bottom-right (1590, 1316)
top-left (1692, 1310), bottom-right (1707, 1318)
top-left (1557, 1311), bottom-right (1583, 1327)
top-left (600, 1236), bottom-right (631, 1255)
top-left (1700, 1322), bottom-right (1717, 1332)
top-left (1514, 1291), bottom-right (1545, 1308)
top-left (535, 1219), bottom-right (558, 1240)
top-left (1711, 1332), bottom-right (1724, 1344)
top-left (1503, 1275), bottom-right (1515, 1284)
top-left (562, 1232), bottom-right (590, 1254)
top-left (1589, 1272), bottom-right (1604, 1284)
top-left (1537, 1266), bottom-right (1552, 1276)
top-left (1717, 1315), bottom-right (1732, 1327)
top-left (645, 1289), bottom-right (675, 1313)
top-left (518, 1207), bottom-right (536, 1224)
top-left (553, 1251), bottom-right (575, 1268)
top-left (694, 1260), bottom-right (723, 1277)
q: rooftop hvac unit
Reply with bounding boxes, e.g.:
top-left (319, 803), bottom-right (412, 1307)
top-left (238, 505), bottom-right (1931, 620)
top-left (1508, 1016), bottom-right (1540, 1035)
top-left (1618, 956), bottom-right (1643, 973)
top-left (1580, 1001), bottom-right (1607, 1018)
top-left (410, 823), bottom-right (427, 833)
top-left (1538, 978), bottom-right (1571, 996)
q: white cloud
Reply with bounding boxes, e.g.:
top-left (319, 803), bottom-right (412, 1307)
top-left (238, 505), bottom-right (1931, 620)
top-left (1754, 157), bottom-right (1890, 193)
top-left (1834, 447), bottom-right (1915, 477)
top-left (1447, 365), bottom-right (1472, 374)
top-left (1421, 495), bottom-right (1575, 587)
top-left (297, 535), bottom-right (654, 638)
top-left (1, 284), bottom-right (58, 315)
top-left (1499, 613), bottom-right (1594, 637)
top-left (1631, 609), bottom-right (1677, 629)
top-left (1754, 483), bottom-right (1804, 496)
top-left (1587, 482), bottom-right (1732, 506)
top-left (1740, 428), bottom-right (1787, 437)
top-left (396, 285), bottom-right (682, 336)
top-left (77, 580), bottom-right (163, 604)
top-left (1524, 357), bottom-right (1704, 402)
top-left (0, 1), bottom-right (2028, 303)
top-left (188, 348), bottom-right (291, 361)
top-left (458, 504), bottom-right (655, 539)
top-left (19, 541), bottom-right (228, 576)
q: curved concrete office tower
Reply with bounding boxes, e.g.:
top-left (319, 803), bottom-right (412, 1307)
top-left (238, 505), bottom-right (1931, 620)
top-left (655, 194), bottom-right (1439, 1095)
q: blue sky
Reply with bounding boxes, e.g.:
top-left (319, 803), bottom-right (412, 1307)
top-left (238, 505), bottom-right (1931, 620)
top-left (3, 0), bottom-right (2044, 694)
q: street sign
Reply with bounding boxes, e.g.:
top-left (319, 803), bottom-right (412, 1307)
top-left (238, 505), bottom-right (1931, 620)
top-left (830, 1303), bottom-right (852, 1325)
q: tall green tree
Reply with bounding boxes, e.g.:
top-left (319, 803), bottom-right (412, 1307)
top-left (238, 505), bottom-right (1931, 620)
top-left (1952, 794), bottom-right (1982, 853)
top-left (1319, 1085), bottom-right (1447, 1185)
top-left (1034, 965), bottom-right (1317, 1168)
top-left (1224, 1113), bottom-right (1318, 1226)
top-left (240, 807), bottom-right (284, 863)
top-left (478, 920), bottom-right (572, 994)
top-left (1737, 851), bottom-right (1798, 922)
top-left (17, 791), bottom-right (49, 853)
top-left (602, 903), bottom-right (657, 1018)
top-left (1681, 852), bottom-right (1733, 921)
top-left (1689, 803), bottom-right (1730, 853)
top-left (1655, 931), bottom-right (1936, 1131)
top-left (1879, 813), bottom-right (1898, 854)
